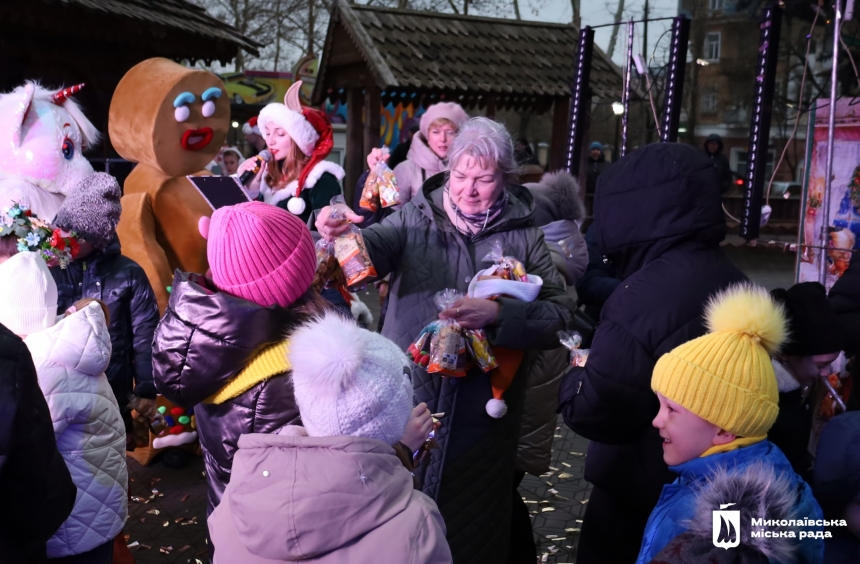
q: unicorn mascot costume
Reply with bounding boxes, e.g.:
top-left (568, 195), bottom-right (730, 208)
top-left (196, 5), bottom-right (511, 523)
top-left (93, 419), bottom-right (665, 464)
top-left (0, 82), bottom-right (99, 221)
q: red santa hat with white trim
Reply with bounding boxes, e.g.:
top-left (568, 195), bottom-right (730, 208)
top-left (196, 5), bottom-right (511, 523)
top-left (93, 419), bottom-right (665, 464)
top-left (257, 81), bottom-right (334, 215)
top-left (242, 116), bottom-right (261, 136)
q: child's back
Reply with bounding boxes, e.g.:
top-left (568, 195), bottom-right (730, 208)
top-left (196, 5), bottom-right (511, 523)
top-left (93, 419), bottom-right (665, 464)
top-left (25, 301), bottom-right (128, 558)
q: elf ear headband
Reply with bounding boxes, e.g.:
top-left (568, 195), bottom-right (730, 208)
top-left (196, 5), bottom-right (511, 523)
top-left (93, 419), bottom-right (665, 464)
top-left (285, 81), bottom-right (303, 113)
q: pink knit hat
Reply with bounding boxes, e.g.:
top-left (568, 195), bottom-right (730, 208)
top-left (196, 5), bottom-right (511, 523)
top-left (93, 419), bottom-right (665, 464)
top-left (419, 102), bottom-right (469, 140)
top-left (199, 202), bottom-right (316, 308)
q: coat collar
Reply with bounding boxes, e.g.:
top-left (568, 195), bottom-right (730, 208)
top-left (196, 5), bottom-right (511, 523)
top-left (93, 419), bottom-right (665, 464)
top-left (260, 161), bottom-right (345, 206)
top-left (670, 439), bottom-right (773, 482)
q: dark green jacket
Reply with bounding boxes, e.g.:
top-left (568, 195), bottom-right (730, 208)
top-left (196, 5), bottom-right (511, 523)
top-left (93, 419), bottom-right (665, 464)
top-left (260, 163), bottom-right (344, 228)
top-left (360, 173), bottom-right (576, 564)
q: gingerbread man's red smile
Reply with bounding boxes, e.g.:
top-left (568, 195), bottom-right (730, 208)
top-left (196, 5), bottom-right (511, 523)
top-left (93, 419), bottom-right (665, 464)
top-left (181, 127), bottom-right (213, 151)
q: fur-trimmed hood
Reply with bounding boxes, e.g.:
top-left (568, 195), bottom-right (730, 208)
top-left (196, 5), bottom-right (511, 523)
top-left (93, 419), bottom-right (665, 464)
top-left (638, 440), bottom-right (824, 564)
top-left (525, 170), bottom-right (586, 225)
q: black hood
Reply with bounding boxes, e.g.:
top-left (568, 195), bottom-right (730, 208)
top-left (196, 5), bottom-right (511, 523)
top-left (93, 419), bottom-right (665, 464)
top-left (704, 134), bottom-right (724, 155)
top-left (594, 143), bottom-right (727, 280)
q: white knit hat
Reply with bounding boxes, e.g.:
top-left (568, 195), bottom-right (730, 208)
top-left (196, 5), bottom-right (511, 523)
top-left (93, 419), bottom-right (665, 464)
top-left (288, 312), bottom-right (413, 446)
top-left (258, 103), bottom-right (319, 157)
top-left (0, 252), bottom-right (58, 336)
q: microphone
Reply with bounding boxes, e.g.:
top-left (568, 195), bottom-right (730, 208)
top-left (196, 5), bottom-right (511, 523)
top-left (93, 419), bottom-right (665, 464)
top-left (239, 149), bottom-right (272, 185)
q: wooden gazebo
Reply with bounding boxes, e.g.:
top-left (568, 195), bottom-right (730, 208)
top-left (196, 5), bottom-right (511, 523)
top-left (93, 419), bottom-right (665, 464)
top-left (313, 0), bottom-right (623, 191)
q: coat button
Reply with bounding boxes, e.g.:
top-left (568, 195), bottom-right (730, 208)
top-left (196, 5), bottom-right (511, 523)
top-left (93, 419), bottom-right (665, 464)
top-left (262, 470), bottom-right (270, 477)
top-left (360, 474), bottom-right (368, 483)
top-left (465, 276), bottom-right (471, 283)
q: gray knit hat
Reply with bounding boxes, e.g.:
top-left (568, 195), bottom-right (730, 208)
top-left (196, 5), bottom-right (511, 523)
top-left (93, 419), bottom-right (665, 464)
top-left (54, 172), bottom-right (122, 250)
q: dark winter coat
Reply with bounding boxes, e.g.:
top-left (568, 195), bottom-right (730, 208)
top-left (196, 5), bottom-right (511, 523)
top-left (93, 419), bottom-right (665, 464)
top-left (704, 134), bottom-right (733, 194)
top-left (586, 153), bottom-right (608, 194)
top-left (575, 223), bottom-right (621, 321)
top-left (559, 143), bottom-right (747, 506)
top-left (152, 272), bottom-right (304, 516)
top-left (645, 441), bottom-right (824, 564)
top-left (51, 238), bottom-right (160, 412)
top-left (814, 412), bottom-right (860, 564)
top-left (0, 323), bottom-right (77, 564)
top-left (771, 360), bottom-right (816, 483)
top-left (829, 251), bottom-right (860, 356)
top-left (359, 174), bottom-right (577, 563)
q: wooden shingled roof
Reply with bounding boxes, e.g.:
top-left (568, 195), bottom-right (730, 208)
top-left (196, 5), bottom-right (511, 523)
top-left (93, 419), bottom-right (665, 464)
top-left (313, 0), bottom-right (623, 110)
top-left (15, 0), bottom-right (260, 60)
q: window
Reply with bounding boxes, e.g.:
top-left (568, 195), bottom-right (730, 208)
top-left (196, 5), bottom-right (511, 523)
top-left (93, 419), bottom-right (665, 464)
top-left (709, 0), bottom-right (723, 11)
top-left (731, 148), bottom-right (774, 179)
top-left (701, 89), bottom-right (718, 114)
top-left (705, 32), bottom-right (721, 61)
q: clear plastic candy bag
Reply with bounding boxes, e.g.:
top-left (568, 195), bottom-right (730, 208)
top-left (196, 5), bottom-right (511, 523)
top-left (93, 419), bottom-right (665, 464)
top-left (558, 330), bottom-right (589, 367)
top-left (481, 240), bottom-right (528, 282)
top-left (329, 195), bottom-right (377, 288)
top-left (360, 147), bottom-right (401, 210)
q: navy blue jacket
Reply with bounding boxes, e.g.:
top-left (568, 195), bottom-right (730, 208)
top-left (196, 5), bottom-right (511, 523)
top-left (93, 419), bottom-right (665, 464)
top-left (51, 238), bottom-right (160, 409)
top-left (575, 223), bottom-right (620, 317)
top-left (559, 143), bottom-right (746, 503)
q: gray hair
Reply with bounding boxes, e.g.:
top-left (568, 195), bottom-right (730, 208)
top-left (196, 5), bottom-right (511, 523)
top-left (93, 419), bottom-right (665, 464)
top-left (448, 117), bottom-right (517, 178)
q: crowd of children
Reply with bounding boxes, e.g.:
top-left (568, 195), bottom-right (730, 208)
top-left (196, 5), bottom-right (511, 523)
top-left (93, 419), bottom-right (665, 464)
top-left (0, 87), bottom-right (857, 564)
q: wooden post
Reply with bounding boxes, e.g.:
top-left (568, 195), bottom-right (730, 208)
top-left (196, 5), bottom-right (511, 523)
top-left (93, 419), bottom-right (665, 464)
top-left (548, 96), bottom-right (571, 171)
top-left (364, 86), bottom-right (382, 155)
top-left (485, 94), bottom-right (496, 119)
top-left (345, 88), bottom-right (364, 205)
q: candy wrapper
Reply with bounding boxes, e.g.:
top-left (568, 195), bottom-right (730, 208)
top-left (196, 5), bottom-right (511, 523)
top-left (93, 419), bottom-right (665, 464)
top-left (360, 147), bottom-right (401, 210)
top-left (359, 165), bottom-right (380, 212)
top-left (376, 149), bottom-right (401, 208)
top-left (407, 290), bottom-right (498, 377)
top-left (558, 330), bottom-right (589, 367)
top-left (329, 196), bottom-right (378, 288)
top-left (313, 238), bottom-right (346, 293)
top-left (480, 240), bottom-right (528, 282)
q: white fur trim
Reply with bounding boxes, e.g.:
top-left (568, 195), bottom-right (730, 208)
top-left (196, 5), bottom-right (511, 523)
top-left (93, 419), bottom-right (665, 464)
top-left (258, 103), bottom-right (319, 156)
top-left (260, 180), bottom-right (298, 206)
top-left (242, 123), bottom-right (261, 136)
top-left (468, 267), bottom-right (543, 302)
top-left (486, 398), bottom-right (507, 418)
top-left (152, 431), bottom-right (198, 449)
top-left (304, 160), bottom-right (345, 188)
top-left (772, 359), bottom-right (800, 393)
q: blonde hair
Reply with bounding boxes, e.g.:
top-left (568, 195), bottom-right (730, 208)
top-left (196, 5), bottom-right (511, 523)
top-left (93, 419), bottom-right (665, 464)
top-left (66, 298), bottom-right (110, 325)
top-left (427, 118), bottom-right (456, 131)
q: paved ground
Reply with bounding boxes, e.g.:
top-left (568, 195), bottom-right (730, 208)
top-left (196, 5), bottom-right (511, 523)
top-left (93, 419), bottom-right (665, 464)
top-left (121, 244), bottom-right (796, 564)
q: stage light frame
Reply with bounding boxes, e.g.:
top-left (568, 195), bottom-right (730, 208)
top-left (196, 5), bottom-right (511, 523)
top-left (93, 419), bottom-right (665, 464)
top-left (565, 27), bottom-right (595, 175)
top-left (660, 16), bottom-right (690, 143)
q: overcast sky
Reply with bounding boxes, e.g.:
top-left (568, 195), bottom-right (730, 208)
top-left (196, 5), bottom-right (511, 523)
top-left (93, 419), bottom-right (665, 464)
top-left (519, 0), bottom-right (681, 67)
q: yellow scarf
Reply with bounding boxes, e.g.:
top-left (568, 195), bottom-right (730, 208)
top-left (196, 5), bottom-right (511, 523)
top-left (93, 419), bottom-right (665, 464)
top-left (699, 435), bottom-right (765, 458)
top-left (204, 342), bottom-right (290, 404)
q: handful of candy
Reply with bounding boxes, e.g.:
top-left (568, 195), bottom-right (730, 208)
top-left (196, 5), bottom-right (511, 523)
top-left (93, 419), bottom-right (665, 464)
top-left (329, 195), bottom-right (378, 288)
top-left (480, 240), bottom-right (528, 282)
top-left (313, 238), bottom-right (346, 293)
top-left (360, 147), bottom-right (401, 211)
top-left (407, 289), bottom-right (498, 377)
top-left (558, 330), bottom-right (589, 367)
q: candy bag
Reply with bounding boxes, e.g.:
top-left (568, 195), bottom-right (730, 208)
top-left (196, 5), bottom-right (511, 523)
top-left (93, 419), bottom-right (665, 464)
top-left (376, 148), bottom-right (401, 208)
top-left (425, 290), bottom-right (468, 377)
top-left (408, 322), bottom-right (439, 368)
top-left (329, 196), bottom-right (378, 288)
top-left (481, 240), bottom-right (528, 282)
top-left (360, 165), bottom-right (380, 212)
top-left (465, 328), bottom-right (498, 372)
top-left (313, 238), bottom-right (346, 293)
top-left (558, 330), bottom-right (589, 367)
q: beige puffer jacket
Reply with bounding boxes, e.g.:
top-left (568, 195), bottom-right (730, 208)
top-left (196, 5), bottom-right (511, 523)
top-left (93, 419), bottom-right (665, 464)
top-left (392, 134), bottom-right (447, 204)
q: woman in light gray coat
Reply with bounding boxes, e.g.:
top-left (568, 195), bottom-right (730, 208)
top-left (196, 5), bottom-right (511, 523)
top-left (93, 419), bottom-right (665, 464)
top-left (317, 118), bottom-right (576, 564)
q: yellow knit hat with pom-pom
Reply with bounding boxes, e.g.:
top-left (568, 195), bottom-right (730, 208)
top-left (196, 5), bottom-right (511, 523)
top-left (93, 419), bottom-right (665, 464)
top-left (651, 284), bottom-right (788, 439)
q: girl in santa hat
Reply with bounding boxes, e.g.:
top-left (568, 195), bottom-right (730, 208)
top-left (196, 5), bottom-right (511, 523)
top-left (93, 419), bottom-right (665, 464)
top-left (238, 82), bottom-right (344, 227)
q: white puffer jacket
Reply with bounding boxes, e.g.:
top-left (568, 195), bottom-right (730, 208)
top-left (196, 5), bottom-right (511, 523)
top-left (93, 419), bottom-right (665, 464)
top-left (25, 302), bottom-right (128, 557)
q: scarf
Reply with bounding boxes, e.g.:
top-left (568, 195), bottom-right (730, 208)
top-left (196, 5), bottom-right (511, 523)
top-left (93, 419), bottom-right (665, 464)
top-left (445, 184), bottom-right (509, 234)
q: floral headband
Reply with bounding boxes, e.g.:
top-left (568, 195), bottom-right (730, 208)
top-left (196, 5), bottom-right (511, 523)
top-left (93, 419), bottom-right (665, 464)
top-left (0, 203), bottom-right (80, 269)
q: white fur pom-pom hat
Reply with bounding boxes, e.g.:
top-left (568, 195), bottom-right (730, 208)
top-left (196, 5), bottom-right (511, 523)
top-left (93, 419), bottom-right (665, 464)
top-left (288, 312), bottom-right (413, 446)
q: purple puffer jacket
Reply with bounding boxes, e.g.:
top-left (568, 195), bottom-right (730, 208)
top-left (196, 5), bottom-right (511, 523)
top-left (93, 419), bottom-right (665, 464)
top-left (152, 272), bottom-right (301, 515)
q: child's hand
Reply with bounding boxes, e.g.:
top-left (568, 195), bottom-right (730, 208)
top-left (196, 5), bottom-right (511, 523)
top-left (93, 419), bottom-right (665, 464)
top-left (400, 403), bottom-right (434, 451)
top-left (133, 397), bottom-right (158, 419)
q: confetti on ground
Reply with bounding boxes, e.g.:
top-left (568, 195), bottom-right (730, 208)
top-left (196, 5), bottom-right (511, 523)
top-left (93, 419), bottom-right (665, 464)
top-left (557, 472), bottom-right (573, 479)
top-left (562, 462), bottom-right (571, 468)
top-left (181, 494), bottom-right (191, 502)
top-left (146, 509), bottom-right (160, 515)
top-left (127, 541), bottom-right (139, 549)
top-left (541, 507), bottom-right (555, 512)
